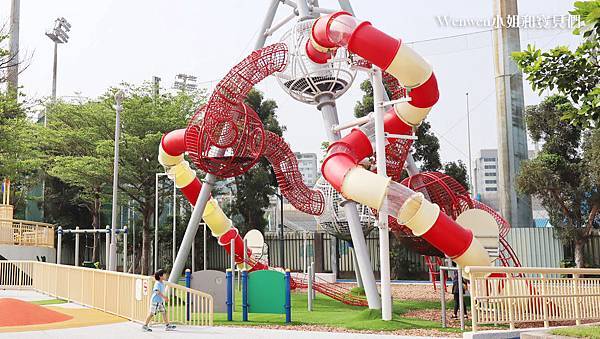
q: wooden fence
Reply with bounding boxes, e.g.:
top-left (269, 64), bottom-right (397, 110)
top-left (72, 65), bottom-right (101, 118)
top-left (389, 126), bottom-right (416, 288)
top-left (0, 219), bottom-right (54, 248)
top-left (466, 266), bottom-right (600, 331)
top-left (0, 261), bottom-right (213, 326)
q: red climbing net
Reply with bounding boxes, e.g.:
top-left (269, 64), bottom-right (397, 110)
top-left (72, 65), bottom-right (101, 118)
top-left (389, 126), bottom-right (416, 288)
top-left (263, 131), bottom-right (325, 216)
top-left (185, 43), bottom-right (288, 178)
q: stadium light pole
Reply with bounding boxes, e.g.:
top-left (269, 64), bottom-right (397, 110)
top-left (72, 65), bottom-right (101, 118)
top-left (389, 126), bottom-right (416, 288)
top-left (173, 73), bottom-right (198, 92)
top-left (45, 17), bottom-right (71, 117)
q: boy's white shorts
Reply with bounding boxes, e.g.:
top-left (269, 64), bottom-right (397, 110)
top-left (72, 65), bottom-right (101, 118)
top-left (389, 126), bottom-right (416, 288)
top-left (150, 302), bottom-right (166, 315)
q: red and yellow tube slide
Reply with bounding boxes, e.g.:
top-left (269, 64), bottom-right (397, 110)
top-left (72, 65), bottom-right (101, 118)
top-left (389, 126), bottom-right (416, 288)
top-left (159, 128), bottom-right (266, 270)
top-left (309, 12), bottom-right (490, 268)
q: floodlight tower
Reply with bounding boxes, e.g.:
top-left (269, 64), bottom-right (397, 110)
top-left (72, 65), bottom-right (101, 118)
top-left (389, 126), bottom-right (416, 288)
top-left (173, 73), bottom-right (198, 92)
top-left (45, 17), bottom-right (71, 107)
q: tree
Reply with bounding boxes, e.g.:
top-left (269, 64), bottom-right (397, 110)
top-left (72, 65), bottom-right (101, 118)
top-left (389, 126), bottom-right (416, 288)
top-left (96, 84), bottom-right (203, 274)
top-left (443, 160), bottom-right (469, 189)
top-left (353, 79), bottom-right (466, 185)
top-left (226, 88), bottom-right (285, 235)
top-left (512, 1), bottom-right (599, 127)
top-left (41, 100), bottom-right (114, 261)
top-left (516, 95), bottom-right (599, 267)
top-left (0, 27), bottom-right (34, 214)
top-left (43, 84), bottom-right (204, 273)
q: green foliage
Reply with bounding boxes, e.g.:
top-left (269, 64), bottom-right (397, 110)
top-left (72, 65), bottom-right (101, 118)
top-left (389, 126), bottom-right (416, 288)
top-left (0, 30), bottom-right (33, 210)
top-left (516, 95), bottom-right (599, 267)
top-left (226, 88), bottom-right (284, 235)
top-left (40, 83), bottom-right (205, 273)
top-left (442, 160), bottom-right (469, 189)
top-left (413, 121), bottom-right (442, 172)
top-left (0, 114), bottom-right (43, 211)
top-left (353, 80), bottom-right (375, 118)
top-left (512, 1), bottom-right (600, 127)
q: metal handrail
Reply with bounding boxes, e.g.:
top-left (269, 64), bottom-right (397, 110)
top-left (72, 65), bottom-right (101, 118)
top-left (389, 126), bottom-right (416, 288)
top-left (466, 266), bottom-right (600, 275)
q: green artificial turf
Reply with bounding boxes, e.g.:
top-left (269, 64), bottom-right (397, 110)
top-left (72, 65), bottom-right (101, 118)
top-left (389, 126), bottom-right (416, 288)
top-left (208, 291), bottom-right (464, 333)
top-left (30, 299), bottom-right (68, 305)
top-left (551, 326), bottom-right (600, 338)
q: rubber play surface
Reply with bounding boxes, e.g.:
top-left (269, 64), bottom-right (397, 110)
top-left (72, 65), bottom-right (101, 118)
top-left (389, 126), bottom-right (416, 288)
top-left (0, 298), bottom-right (126, 333)
top-left (0, 298), bottom-right (72, 327)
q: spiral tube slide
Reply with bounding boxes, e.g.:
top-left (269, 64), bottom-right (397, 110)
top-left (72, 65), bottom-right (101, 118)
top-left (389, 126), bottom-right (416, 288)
top-left (308, 12), bottom-right (490, 268)
top-left (159, 128), bottom-right (266, 270)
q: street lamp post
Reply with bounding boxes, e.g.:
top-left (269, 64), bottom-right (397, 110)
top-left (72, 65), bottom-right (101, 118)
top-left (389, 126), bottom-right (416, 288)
top-left (45, 17), bottom-right (71, 116)
top-left (108, 90), bottom-right (124, 271)
top-left (274, 190), bottom-right (284, 268)
top-left (154, 172), bottom-right (177, 272)
top-left (466, 92), bottom-right (474, 194)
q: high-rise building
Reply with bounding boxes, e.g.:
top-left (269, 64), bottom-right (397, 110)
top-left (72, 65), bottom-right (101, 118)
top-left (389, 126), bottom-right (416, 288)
top-left (294, 152), bottom-right (318, 187)
top-left (473, 148), bottom-right (543, 226)
top-left (473, 149), bottom-right (501, 211)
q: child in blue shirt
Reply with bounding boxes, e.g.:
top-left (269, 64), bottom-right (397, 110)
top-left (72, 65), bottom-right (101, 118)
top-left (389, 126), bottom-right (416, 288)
top-left (142, 269), bottom-right (176, 332)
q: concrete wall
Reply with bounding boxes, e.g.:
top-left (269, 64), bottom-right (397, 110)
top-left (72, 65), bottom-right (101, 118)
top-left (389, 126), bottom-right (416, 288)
top-left (0, 244), bottom-right (55, 263)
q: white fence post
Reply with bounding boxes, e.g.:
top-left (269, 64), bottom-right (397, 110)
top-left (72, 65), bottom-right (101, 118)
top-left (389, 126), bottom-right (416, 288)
top-left (75, 226), bottom-right (80, 266)
top-left (57, 227), bottom-right (63, 265)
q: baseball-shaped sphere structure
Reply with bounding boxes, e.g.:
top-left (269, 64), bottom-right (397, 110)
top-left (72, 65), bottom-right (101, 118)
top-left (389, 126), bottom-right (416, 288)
top-left (314, 176), bottom-right (375, 241)
top-left (275, 20), bottom-right (355, 105)
top-left (185, 102), bottom-right (265, 178)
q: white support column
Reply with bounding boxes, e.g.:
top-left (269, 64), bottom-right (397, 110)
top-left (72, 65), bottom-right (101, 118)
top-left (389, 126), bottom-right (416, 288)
top-left (372, 67), bottom-right (392, 321)
top-left (168, 172), bottom-right (218, 284)
top-left (154, 173), bottom-right (159, 272)
top-left (192, 239), bottom-right (196, 272)
top-left (56, 227), bottom-right (62, 265)
top-left (74, 226), bottom-right (80, 267)
top-left (350, 245), bottom-right (364, 288)
top-left (105, 226), bottom-right (110, 270)
top-left (254, 0), bottom-right (281, 50)
top-left (317, 92), bottom-right (381, 310)
top-left (123, 226), bottom-right (128, 273)
top-left (230, 238), bottom-right (236, 311)
top-left (172, 176), bottom-right (177, 265)
top-left (203, 223), bottom-right (207, 271)
top-left (132, 209), bottom-right (136, 274)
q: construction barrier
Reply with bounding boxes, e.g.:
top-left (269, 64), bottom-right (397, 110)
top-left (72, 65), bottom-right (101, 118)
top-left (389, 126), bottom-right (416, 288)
top-left (0, 261), bottom-right (213, 326)
top-left (466, 266), bottom-right (600, 331)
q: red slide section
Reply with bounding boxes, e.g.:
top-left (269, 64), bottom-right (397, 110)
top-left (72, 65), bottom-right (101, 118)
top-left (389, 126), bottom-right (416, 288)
top-left (161, 128), bottom-right (262, 270)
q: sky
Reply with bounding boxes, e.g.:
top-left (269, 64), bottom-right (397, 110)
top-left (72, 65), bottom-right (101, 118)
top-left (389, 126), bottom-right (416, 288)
top-left (0, 0), bottom-right (582, 165)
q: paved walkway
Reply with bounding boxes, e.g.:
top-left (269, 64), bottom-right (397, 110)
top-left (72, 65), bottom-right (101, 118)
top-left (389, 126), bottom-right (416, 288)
top-left (0, 322), bottom-right (442, 338)
top-left (0, 290), bottom-right (54, 301)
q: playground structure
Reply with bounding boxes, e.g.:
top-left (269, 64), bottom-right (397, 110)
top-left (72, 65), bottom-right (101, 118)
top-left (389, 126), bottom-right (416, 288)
top-left (0, 1), bottom-right (599, 335)
top-left (55, 226), bottom-right (128, 270)
top-left (225, 269), bottom-right (292, 323)
top-left (158, 0), bottom-right (511, 320)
